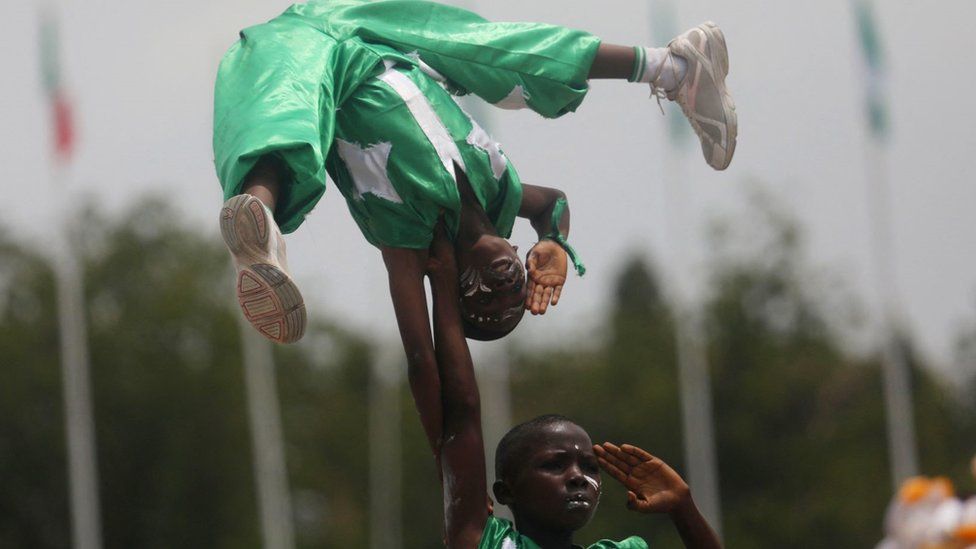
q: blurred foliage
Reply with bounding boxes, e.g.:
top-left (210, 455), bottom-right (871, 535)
top-left (1, 193), bottom-right (974, 548)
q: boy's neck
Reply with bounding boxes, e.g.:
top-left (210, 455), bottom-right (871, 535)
top-left (514, 520), bottom-right (575, 549)
top-left (455, 171), bottom-right (496, 247)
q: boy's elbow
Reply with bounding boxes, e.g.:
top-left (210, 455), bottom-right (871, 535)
top-left (550, 187), bottom-right (567, 203)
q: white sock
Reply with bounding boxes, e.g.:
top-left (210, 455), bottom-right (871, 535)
top-left (630, 46), bottom-right (687, 92)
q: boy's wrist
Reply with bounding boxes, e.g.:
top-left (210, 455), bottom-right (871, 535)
top-left (667, 490), bottom-right (697, 520)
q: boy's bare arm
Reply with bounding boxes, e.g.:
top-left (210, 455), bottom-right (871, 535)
top-left (427, 224), bottom-right (490, 547)
top-left (518, 183), bottom-right (570, 239)
top-left (595, 443), bottom-right (722, 549)
top-left (381, 246), bottom-right (443, 457)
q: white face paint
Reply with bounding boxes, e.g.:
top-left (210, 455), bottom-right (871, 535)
top-left (572, 444), bottom-right (600, 491)
top-left (460, 266), bottom-right (492, 297)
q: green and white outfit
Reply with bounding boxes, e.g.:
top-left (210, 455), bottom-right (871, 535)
top-left (479, 516), bottom-right (648, 549)
top-left (213, 0), bottom-right (601, 246)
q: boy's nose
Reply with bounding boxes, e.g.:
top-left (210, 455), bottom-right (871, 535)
top-left (491, 274), bottom-right (517, 292)
top-left (566, 465), bottom-right (587, 487)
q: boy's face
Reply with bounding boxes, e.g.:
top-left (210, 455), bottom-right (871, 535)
top-left (458, 236), bottom-right (526, 328)
top-left (503, 422), bottom-right (602, 533)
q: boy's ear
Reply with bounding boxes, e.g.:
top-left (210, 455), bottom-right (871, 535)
top-left (492, 479), bottom-right (513, 506)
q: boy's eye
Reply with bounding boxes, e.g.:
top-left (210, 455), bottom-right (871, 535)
top-left (540, 460), bottom-right (562, 471)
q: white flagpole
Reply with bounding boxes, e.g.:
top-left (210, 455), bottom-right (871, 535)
top-left (651, 0), bottom-right (723, 536)
top-left (42, 4), bottom-right (104, 545)
top-left (474, 344), bottom-right (514, 522)
top-left (54, 176), bottom-right (104, 549)
top-left (369, 344), bottom-right (404, 549)
top-left (850, 0), bottom-right (918, 488)
top-left (866, 133), bottom-right (919, 487)
top-left (239, 319), bottom-right (296, 549)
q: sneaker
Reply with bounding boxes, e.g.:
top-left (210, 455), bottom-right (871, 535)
top-left (220, 194), bottom-right (306, 343)
top-left (659, 22), bottom-right (737, 171)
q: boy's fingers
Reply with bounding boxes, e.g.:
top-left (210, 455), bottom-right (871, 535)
top-left (604, 442), bottom-right (641, 467)
top-left (598, 448), bottom-right (633, 476)
top-left (551, 285), bottom-right (562, 306)
top-left (616, 446), bottom-right (643, 467)
top-left (626, 491), bottom-right (639, 510)
top-left (602, 442), bottom-right (623, 454)
top-left (532, 286), bottom-right (545, 314)
top-left (597, 457), bottom-right (628, 485)
top-left (532, 284), bottom-right (546, 315)
top-left (602, 442), bottom-right (631, 464)
top-left (621, 444), bottom-right (656, 463)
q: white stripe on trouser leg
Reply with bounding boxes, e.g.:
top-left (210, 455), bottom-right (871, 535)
top-left (377, 68), bottom-right (466, 179)
top-left (405, 51), bottom-right (449, 84)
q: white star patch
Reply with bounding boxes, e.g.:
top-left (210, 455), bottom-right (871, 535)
top-left (466, 121), bottom-right (508, 180)
top-left (335, 139), bottom-right (403, 203)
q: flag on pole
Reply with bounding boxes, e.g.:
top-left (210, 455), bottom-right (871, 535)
top-left (852, 0), bottom-right (888, 140)
top-left (40, 9), bottom-right (75, 160)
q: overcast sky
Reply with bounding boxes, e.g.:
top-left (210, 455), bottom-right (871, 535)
top-left (4, 0), bottom-right (976, 375)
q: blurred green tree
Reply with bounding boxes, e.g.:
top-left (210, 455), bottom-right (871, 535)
top-left (0, 231), bottom-right (69, 548)
top-left (0, 199), bottom-right (376, 548)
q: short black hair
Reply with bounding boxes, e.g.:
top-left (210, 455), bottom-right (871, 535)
top-left (495, 414), bottom-right (577, 481)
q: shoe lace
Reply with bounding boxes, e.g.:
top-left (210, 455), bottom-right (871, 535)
top-left (649, 83), bottom-right (667, 115)
top-left (647, 49), bottom-right (681, 115)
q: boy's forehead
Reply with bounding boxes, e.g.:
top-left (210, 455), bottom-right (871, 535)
top-left (533, 421), bottom-right (592, 450)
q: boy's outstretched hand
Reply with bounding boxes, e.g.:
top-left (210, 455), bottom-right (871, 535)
top-left (594, 443), bottom-right (690, 514)
top-left (525, 240), bottom-right (568, 315)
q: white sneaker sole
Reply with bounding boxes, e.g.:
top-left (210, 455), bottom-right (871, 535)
top-left (220, 194), bottom-right (306, 344)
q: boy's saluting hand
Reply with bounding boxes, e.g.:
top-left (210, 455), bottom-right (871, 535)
top-left (595, 442), bottom-right (723, 549)
top-left (594, 443), bottom-right (690, 515)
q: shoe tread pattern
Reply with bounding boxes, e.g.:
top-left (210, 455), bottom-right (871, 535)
top-left (221, 195), bottom-right (306, 344)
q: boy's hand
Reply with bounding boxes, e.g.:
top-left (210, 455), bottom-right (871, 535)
top-left (426, 221), bottom-right (457, 284)
top-left (525, 240), bottom-right (567, 315)
top-left (594, 443), bottom-right (691, 515)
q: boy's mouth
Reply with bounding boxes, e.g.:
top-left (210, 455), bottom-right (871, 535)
top-left (565, 492), bottom-right (593, 510)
